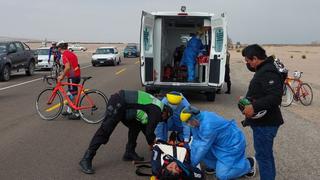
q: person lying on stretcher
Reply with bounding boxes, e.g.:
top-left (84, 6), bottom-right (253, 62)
top-left (151, 143), bottom-right (204, 180)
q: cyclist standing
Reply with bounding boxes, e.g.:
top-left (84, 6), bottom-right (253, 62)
top-left (57, 41), bottom-right (81, 120)
top-left (48, 41), bottom-right (61, 65)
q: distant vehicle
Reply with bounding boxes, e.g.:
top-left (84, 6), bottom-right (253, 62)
top-left (68, 44), bottom-right (87, 51)
top-left (0, 41), bottom-right (37, 81)
top-left (91, 47), bottom-right (121, 66)
top-left (124, 45), bottom-right (140, 58)
top-left (35, 47), bottom-right (53, 69)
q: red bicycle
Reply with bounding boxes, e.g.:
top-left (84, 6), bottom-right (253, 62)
top-left (282, 71), bottom-right (313, 107)
top-left (36, 76), bottom-right (108, 124)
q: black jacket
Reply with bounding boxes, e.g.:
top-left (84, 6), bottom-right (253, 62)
top-left (245, 56), bottom-right (284, 126)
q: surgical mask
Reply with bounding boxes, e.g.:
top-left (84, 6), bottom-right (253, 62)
top-left (246, 63), bottom-right (256, 72)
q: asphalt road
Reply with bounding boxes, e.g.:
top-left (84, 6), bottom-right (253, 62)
top-left (0, 51), bottom-right (319, 180)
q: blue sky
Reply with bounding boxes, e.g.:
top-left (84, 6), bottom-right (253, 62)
top-left (0, 0), bottom-right (319, 44)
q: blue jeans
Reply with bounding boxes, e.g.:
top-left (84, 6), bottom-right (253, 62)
top-left (251, 126), bottom-right (279, 180)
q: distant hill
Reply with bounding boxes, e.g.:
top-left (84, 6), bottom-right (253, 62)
top-left (0, 36), bottom-right (41, 42)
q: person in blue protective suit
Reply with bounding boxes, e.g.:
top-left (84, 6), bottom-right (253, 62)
top-left (180, 106), bottom-right (257, 180)
top-left (155, 91), bottom-right (191, 144)
top-left (180, 31), bottom-right (205, 82)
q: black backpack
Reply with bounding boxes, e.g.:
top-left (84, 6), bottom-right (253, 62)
top-left (273, 58), bottom-right (288, 83)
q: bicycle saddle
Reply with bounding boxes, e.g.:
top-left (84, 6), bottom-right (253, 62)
top-left (81, 76), bottom-right (92, 81)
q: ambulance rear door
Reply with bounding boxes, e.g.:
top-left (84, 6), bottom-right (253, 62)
top-left (140, 11), bottom-right (155, 85)
top-left (208, 14), bottom-right (227, 87)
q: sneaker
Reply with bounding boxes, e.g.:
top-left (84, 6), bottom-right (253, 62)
top-left (61, 111), bottom-right (72, 116)
top-left (62, 105), bottom-right (72, 116)
top-left (205, 168), bottom-right (216, 175)
top-left (245, 156), bottom-right (257, 177)
top-left (68, 113), bottom-right (81, 120)
top-left (225, 90), bottom-right (231, 94)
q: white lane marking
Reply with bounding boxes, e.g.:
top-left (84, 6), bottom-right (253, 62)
top-left (0, 65), bottom-right (92, 91)
top-left (0, 78), bottom-right (43, 91)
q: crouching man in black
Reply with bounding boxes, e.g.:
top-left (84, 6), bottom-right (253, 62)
top-left (79, 90), bottom-right (172, 174)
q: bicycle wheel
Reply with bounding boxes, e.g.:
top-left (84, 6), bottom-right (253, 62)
top-left (281, 84), bottom-right (294, 107)
top-left (79, 90), bottom-right (108, 124)
top-left (36, 88), bottom-right (63, 120)
top-left (299, 83), bottom-right (313, 106)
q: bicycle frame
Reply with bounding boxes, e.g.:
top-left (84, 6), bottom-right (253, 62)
top-left (285, 77), bottom-right (306, 101)
top-left (47, 81), bottom-right (95, 111)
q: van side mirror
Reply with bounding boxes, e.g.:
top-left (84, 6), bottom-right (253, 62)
top-left (115, 52), bottom-right (118, 54)
top-left (92, 52), bottom-right (96, 55)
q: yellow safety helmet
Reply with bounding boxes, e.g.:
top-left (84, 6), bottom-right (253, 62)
top-left (180, 106), bottom-right (200, 122)
top-left (180, 110), bottom-right (192, 122)
top-left (166, 91), bottom-right (183, 105)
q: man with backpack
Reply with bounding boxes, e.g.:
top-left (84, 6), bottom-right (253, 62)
top-left (241, 44), bottom-right (284, 180)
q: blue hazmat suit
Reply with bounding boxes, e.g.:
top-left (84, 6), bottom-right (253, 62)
top-left (154, 96), bottom-right (191, 142)
top-left (180, 35), bottom-right (204, 82)
top-left (190, 111), bottom-right (251, 180)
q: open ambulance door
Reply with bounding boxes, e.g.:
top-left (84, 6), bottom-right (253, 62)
top-left (140, 11), bottom-right (155, 86)
top-left (208, 14), bottom-right (227, 87)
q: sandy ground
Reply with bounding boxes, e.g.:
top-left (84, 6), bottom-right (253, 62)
top-left (229, 45), bottom-right (320, 125)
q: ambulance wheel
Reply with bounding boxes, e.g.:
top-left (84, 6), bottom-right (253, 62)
top-left (206, 91), bottom-right (216, 101)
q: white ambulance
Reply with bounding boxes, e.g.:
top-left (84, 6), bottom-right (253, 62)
top-left (140, 7), bottom-right (227, 101)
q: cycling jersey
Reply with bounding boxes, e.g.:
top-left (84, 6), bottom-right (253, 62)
top-left (48, 47), bottom-right (61, 63)
top-left (62, 50), bottom-right (81, 78)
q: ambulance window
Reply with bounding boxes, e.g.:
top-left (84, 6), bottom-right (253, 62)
top-left (215, 28), bottom-right (224, 52)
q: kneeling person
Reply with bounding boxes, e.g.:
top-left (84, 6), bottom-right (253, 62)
top-left (180, 106), bottom-right (256, 180)
top-left (155, 91), bottom-right (191, 144)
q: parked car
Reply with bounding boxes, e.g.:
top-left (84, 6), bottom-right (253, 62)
top-left (35, 47), bottom-right (53, 69)
top-left (0, 41), bottom-right (36, 81)
top-left (91, 47), bottom-right (121, 66)
top-left (123, 44), bottom-right (140, 58)
top-left (68, 44), bottom-right (87, 51)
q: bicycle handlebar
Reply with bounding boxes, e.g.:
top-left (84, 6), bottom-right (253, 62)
top-left (43, 75), bottom-right (57, 86)
top-left (43, 75), bottom-right (92, 86)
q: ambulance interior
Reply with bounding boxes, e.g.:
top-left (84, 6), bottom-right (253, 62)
top-left (154, 16), bottom-right (212, 83)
